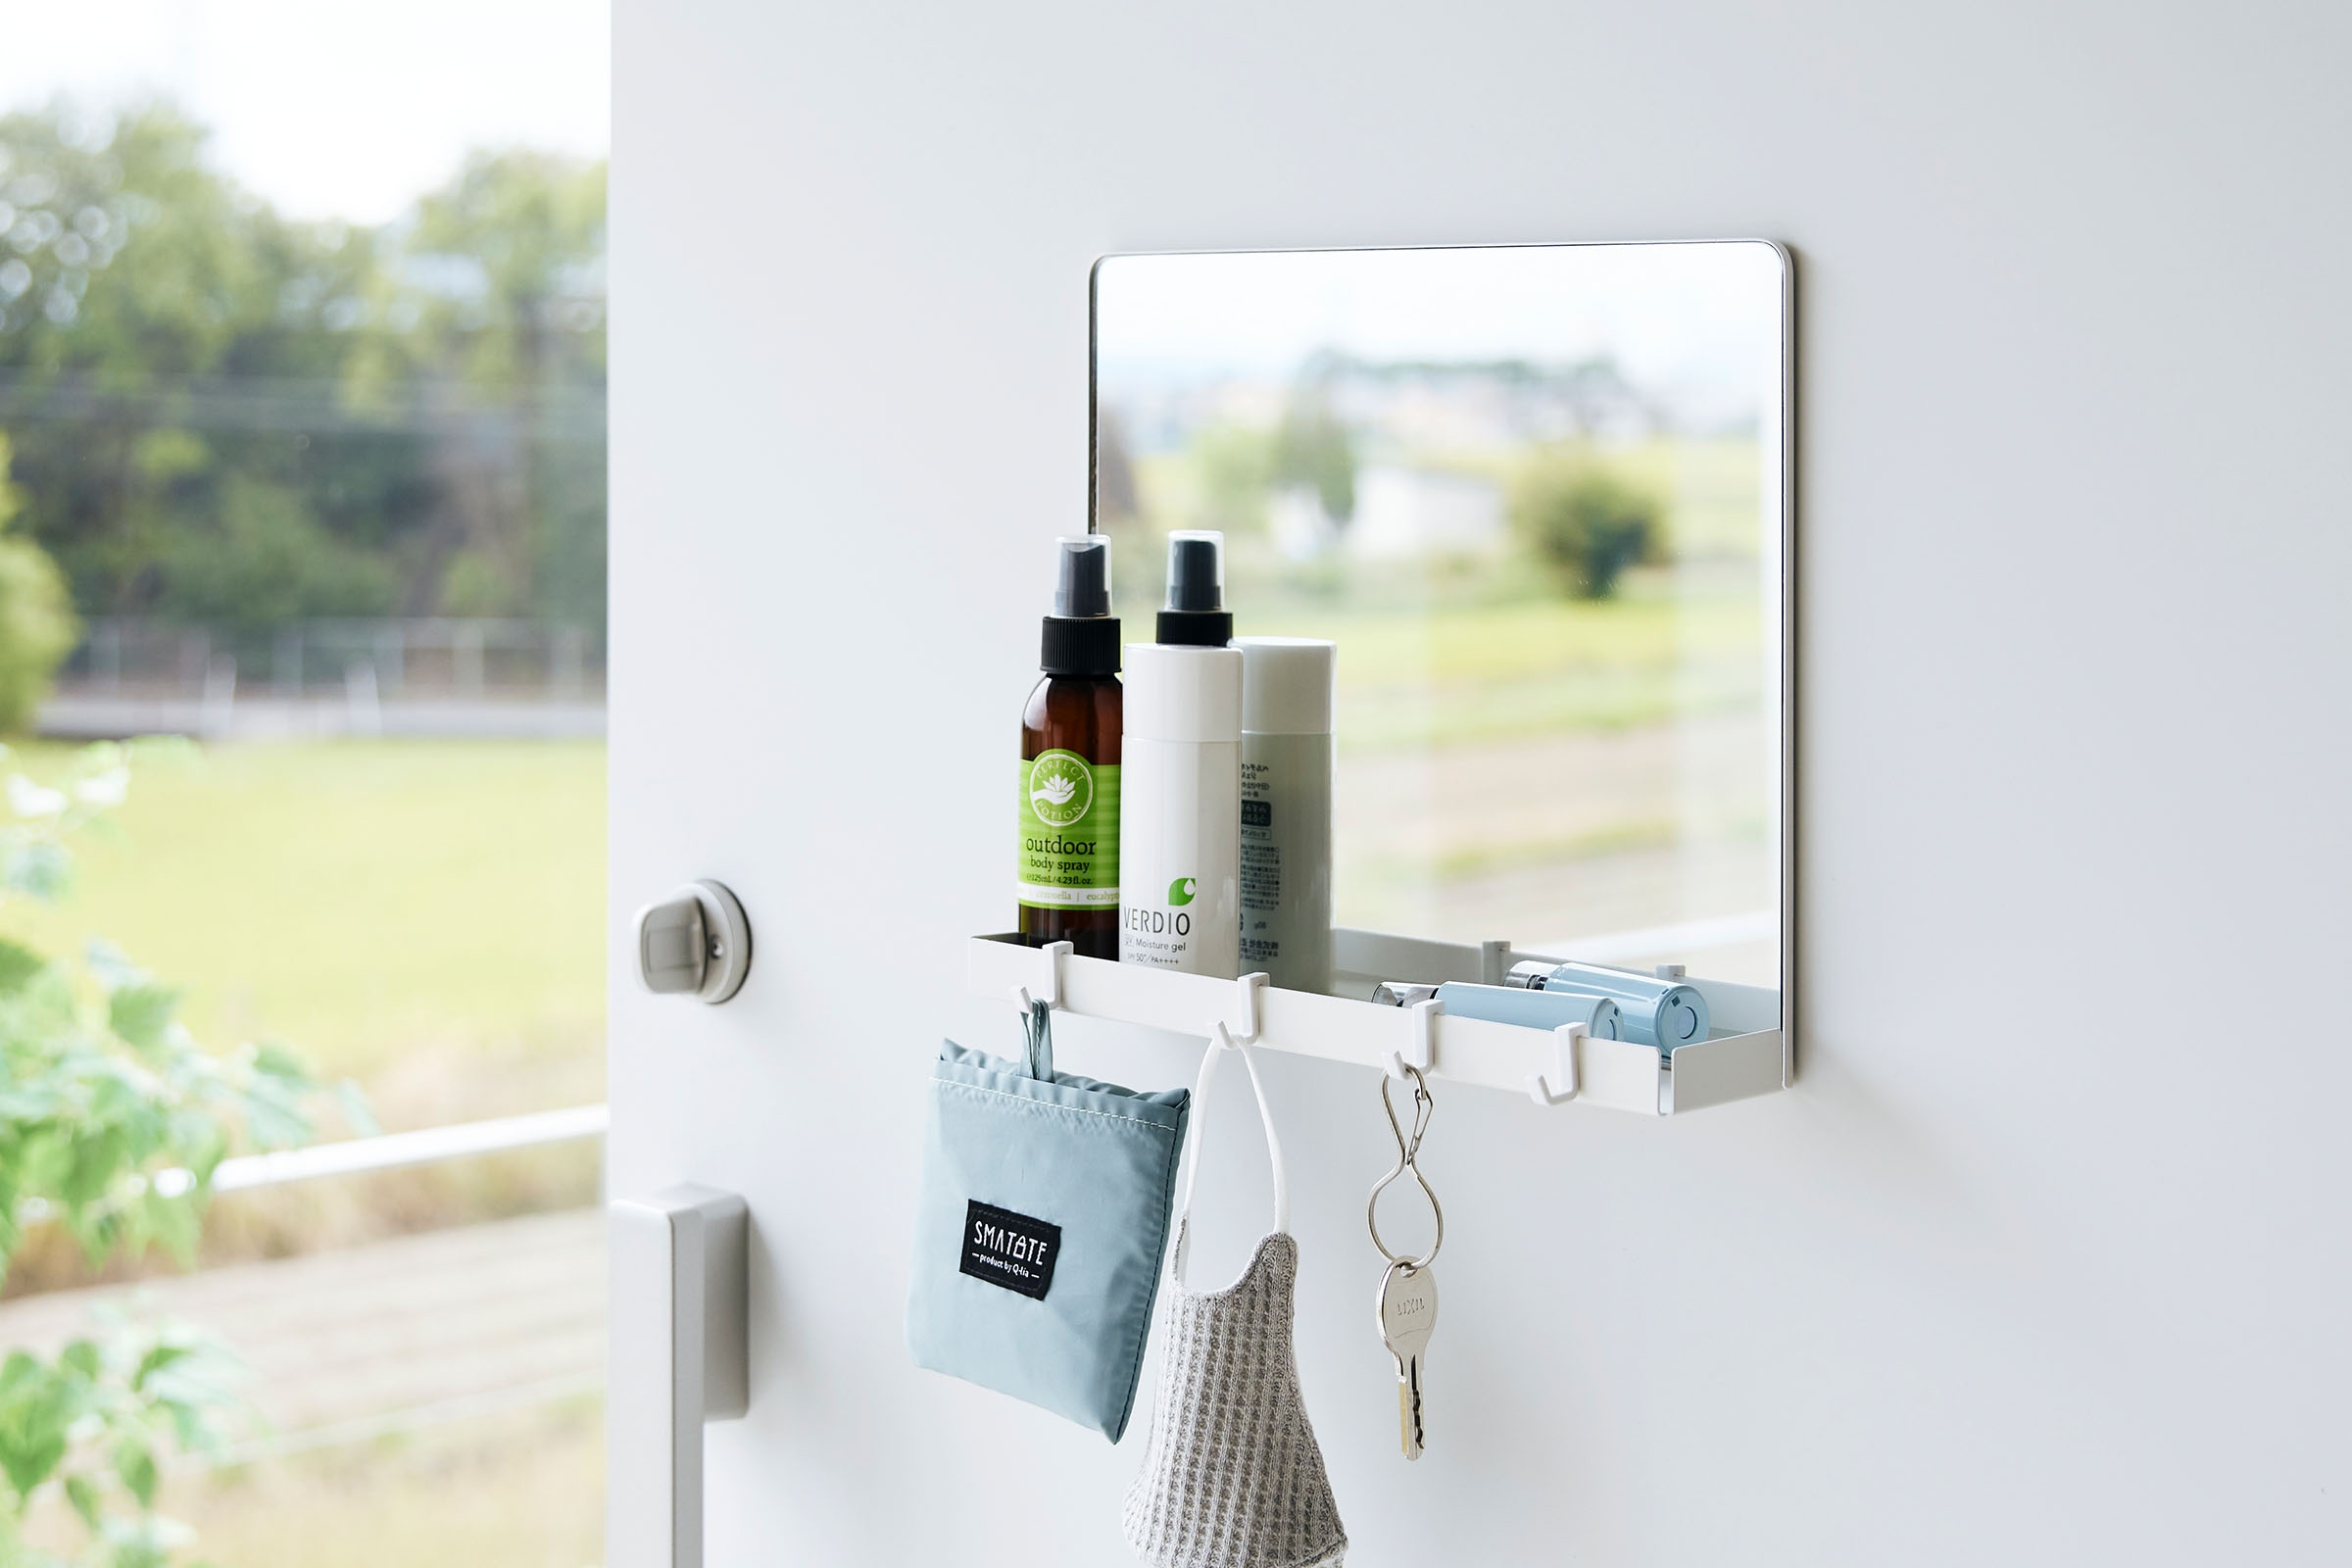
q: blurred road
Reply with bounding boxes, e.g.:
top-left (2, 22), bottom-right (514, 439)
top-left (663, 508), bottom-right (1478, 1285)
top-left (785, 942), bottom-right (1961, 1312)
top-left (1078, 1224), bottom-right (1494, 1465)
top-left (0, 1208), bottom-right (604, 1455)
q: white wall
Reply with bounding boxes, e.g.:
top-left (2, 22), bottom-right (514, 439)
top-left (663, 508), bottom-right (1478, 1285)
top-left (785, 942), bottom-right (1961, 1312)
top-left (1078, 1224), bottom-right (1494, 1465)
top-left (608, 3), bottom-right (2352, 1562)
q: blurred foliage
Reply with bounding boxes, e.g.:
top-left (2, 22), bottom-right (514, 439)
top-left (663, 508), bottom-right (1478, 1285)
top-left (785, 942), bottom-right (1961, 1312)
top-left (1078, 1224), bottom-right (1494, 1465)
top-left (1188, 424), bottom-right (1276, 537)
top-left (0, 101), bottom-right (606, 637)
top-left (0, 439), bottom-right (75, 733)
top-left (0, 1313), bottom-right (241, 1568)
top-left (1095, 411), bottom-right (1138, 523)
top-left (1271, 391), bottom-right (1354, 525)
top-left (1509, 446), bottom-right (1666, 599)
top-left (150, 474), bottom-right (393, 631)
top-left (0, 743), bottom-right (340, 1566)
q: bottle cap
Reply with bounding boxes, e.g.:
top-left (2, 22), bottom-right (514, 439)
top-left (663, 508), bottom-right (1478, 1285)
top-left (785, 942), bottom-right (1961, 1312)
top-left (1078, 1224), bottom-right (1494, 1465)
top-left (1053, 535), bottom-right (1111, 618)
top-left (1154, 530), bottom-right (1233, 646)
top-left (1236, 637), bottom-right (1336, 735)
top-left (1041, 534), bottom-right (1119, 675)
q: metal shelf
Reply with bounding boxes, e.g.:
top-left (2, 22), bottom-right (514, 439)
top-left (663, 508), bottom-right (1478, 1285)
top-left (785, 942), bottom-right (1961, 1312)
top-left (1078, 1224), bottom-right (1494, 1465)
top-left (966, 928), bottom-right (1787, 1116)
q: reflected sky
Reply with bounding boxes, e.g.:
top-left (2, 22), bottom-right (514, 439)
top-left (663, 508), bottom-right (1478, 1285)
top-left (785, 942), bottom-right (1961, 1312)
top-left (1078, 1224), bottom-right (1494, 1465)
top-left (1, 0), bottom-right (610, 222)
top-left (1097, 242), bottom-right (1783, 433)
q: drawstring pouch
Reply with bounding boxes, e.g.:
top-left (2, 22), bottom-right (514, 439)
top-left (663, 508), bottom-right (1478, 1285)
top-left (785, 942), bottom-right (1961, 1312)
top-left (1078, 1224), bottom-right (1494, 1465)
top-left (906, 998), bottom-right (1190, 1441)
top-left (1123, 1027), bottom-right (1347, 1568)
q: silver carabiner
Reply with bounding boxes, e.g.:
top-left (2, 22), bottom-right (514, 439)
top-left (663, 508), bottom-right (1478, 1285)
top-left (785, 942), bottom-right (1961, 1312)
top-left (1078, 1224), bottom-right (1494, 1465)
top-left (1367, 1063), bottom-right (1443, 1270)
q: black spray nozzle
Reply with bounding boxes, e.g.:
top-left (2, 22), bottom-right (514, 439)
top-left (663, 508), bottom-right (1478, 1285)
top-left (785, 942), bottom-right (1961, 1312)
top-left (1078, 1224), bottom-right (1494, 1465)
top-left (1164, 531), bottom-right (1224, 612)
top-left (1041, 534), bottom-right (1119, 675)
top-left (1052, 535), bottom-right (1112, 619)
top-left (1154, 530), bottom-right (1232, 647)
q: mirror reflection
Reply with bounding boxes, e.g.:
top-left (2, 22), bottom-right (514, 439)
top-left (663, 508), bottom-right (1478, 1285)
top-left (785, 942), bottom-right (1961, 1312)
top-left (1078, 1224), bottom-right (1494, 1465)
top-left (1093, 242), bottom-right (1787, 988)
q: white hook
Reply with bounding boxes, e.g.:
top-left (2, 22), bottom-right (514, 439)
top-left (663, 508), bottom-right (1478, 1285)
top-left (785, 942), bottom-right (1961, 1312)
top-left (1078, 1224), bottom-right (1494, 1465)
top-left (1224, 971), bottom-right (1268, 1045)
top-left (1038, 941), bottom-right (1070, 1007)
top-left (1528, 1021), bottom-right (1584, 1106)
top-left (1384, 998), bottom-right (1441, 1081)
top-left (1009, 941), bottom-right (1072, 1015)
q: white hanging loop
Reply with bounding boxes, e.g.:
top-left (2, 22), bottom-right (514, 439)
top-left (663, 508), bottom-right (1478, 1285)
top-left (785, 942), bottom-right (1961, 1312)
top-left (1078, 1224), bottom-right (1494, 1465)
top-left (1171, 1020), bottom-right (1290, 1286)
top-left (1018, 995), bottom-right (1054, 1082)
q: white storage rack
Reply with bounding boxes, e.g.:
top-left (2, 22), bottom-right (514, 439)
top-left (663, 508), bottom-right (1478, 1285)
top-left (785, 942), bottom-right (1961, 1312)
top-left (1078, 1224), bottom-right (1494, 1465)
top-left (967, 927), bottom-right (1788, 1116)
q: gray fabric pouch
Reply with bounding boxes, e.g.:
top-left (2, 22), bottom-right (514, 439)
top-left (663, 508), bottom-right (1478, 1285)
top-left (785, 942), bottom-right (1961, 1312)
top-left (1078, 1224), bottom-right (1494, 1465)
top-left (906, 1001), bottom-right (1189, 1442)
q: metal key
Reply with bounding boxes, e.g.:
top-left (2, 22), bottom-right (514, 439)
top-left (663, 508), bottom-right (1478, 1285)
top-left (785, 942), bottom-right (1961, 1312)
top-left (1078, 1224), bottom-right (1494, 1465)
top-left (1377, 1259), bottom-right (1439, 1459)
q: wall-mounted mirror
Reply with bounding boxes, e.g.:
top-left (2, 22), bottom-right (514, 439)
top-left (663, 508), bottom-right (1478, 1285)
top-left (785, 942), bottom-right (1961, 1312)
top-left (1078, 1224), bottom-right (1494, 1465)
top-left (1092, 241), bottom-right (1790, 1008)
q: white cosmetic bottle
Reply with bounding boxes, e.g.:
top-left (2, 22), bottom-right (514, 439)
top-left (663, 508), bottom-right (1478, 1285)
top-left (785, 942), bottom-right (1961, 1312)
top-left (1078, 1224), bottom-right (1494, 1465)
top-left (1235, 637), bottom-right (1336, 994)
top-left (1119, 532), bottom-right (1242, 977)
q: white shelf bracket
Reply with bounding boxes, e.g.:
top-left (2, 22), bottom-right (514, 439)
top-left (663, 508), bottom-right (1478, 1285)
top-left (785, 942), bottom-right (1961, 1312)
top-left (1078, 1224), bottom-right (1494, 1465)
top-left (1528, 1022), bottom-right (1585, 1106)
top-left (1009, 940), bottom-right (1072, 1015)
top-left (1384, 998), bottom-right (1441, 1080)
top-left (1225, 971), bottom-right (1269, 1045)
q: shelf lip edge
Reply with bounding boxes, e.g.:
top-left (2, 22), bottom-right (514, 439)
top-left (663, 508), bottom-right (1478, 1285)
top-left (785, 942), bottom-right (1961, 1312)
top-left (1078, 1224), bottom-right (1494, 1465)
top-left (965, 935), bottom-right (1788, 1116)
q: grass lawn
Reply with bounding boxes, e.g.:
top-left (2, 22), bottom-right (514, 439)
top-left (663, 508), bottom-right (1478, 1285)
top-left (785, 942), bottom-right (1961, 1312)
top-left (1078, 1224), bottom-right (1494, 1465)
top-left (1258, 589), bottom-right (1764, 752)
top-left (0, 739), bottom-right (607, 1125)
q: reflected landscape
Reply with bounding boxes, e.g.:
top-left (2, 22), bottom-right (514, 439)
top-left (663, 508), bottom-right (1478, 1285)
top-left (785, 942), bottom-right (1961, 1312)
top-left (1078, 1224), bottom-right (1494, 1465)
top-left (1094, 244), bottom-right (1785, 984)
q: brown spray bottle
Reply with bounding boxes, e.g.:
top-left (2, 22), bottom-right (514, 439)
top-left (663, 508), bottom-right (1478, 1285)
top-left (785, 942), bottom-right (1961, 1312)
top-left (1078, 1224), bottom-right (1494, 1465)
top-left (1018, 535), bottom-right (1121, 957)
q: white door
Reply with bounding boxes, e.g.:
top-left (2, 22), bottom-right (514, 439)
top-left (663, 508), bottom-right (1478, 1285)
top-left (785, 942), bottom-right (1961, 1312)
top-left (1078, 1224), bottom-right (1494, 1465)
top-left (606, 5), bottom-right (2352, 1566)
top-left (600, 98), bottom-right (1788, 1568)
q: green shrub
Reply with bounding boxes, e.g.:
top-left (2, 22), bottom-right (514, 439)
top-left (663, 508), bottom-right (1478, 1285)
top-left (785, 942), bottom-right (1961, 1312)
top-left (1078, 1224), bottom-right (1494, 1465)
top-left (154, 473), bottom-right (398, 634)
top-left (1272, 395), bottom-right (1355, 525)
top-left (1509, 448), bottom-right (1667, 599)
top-left (0, 438), bottom-right (78, 735)
top-left (0, 744), bottom-right (332, 1567)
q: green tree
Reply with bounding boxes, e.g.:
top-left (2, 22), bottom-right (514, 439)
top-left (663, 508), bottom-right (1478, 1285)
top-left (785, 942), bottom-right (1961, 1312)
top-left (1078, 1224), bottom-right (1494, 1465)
top-left (352, 148), bottom-right (608, 625)
top-left (0, 104), bottom-right (606, 638)
top-left (1272, 392), bottom-right (1355, 525)
top-left (153, 473), bottom-right (394, 635)
top-left (0, 435), bottom-right (76, 731)
top-left (1510, 447), bottom-right (1666, 599)
top-left (1188, 423), bottom-right (1276, 537)
top-left (0, 102), bottom-right (421, 625)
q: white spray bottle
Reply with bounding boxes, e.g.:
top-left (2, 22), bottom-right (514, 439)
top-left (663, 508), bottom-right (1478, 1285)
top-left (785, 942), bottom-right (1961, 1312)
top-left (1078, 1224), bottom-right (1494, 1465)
top-left (1119, 531), bottom-right (1242, 977)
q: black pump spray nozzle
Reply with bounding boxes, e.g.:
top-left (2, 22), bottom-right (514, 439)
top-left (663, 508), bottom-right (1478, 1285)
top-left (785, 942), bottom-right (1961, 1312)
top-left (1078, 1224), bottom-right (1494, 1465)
top-left (1155, 530), bottom-right (1233, 646)
top-left (1040, 534), bottom-right (1119, 674)
top-left (1053, 534), bottom-right (1112, 619)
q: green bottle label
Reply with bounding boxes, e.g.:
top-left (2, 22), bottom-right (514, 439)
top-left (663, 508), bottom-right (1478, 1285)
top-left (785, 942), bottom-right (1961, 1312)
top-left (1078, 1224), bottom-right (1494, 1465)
top-left (1018, 751), bottom-right (1119, 909)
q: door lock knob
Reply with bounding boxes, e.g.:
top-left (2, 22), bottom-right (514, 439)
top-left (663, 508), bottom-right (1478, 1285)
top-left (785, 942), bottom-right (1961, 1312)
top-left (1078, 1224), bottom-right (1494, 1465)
top-left (634, 880), bottom-right (752, 1004)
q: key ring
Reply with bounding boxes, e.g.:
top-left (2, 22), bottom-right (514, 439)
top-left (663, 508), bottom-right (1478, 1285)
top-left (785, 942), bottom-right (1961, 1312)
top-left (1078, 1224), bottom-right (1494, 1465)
top-left (1367, 1063), bottom-right (1443, 1270)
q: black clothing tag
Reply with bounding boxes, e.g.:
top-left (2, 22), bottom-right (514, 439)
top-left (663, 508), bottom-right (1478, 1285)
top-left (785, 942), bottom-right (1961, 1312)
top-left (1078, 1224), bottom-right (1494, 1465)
top-left (959, 1200), bottom-right (1062, 1300)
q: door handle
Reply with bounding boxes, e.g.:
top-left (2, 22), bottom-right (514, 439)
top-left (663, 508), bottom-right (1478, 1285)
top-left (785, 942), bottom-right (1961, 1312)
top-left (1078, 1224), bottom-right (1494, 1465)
top-left (634, 880), bottom-right (753, 1003)
top-left (609, 1185), bottom-right (749, 1568)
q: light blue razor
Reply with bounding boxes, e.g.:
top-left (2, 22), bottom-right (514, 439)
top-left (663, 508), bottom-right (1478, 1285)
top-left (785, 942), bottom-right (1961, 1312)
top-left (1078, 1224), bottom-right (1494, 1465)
top-left (1430, 980), bottom-right (1623, 1040)
top-left (1507, 960), bottom-right (1711, 1053)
